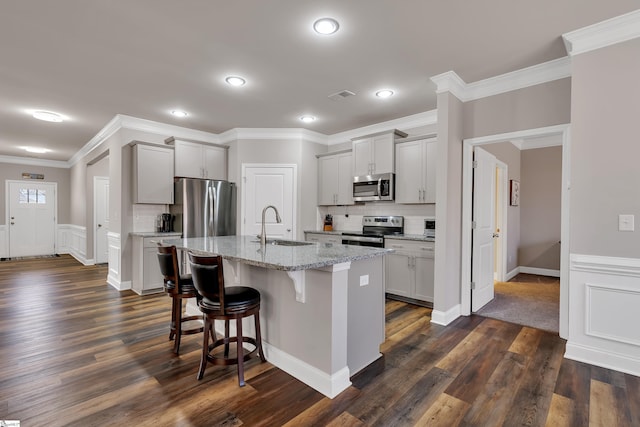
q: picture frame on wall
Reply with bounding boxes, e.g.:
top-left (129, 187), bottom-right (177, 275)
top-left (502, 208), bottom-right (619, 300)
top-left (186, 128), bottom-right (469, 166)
top-left (510, 179), bottom-right (520, 206)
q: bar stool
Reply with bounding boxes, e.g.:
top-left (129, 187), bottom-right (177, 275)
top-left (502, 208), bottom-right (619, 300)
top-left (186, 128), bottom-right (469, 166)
top-left (188, 253), bottom-right (266, 386)
top-left (157, 244), bottom-right (203, 355)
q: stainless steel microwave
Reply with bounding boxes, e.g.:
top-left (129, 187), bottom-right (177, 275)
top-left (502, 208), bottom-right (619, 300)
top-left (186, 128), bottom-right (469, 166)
top-left (353, 173), bottom-right (394, 202)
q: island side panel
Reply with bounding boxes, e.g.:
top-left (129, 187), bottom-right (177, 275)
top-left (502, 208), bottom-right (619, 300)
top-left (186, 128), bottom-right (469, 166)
top-left (242, 264), bottom-right (349, 376)
top-left (347, 256), bottom-right (385, 374)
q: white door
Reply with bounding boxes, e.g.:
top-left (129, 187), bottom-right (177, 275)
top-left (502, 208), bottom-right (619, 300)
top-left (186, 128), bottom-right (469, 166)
top-left (94, 177), bottom-right (109, 264)
top-left (471, 147), bottom-right (497, 311)
top-left (242, 165), bottom-right (296, 240)
top-left (7, 181), bottom-right (57, 257)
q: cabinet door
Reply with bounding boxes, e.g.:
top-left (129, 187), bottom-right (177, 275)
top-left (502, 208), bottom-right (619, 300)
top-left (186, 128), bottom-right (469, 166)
top-left (385, 252), bottom-right (413, 297)
top-left (336, 153), bottom-right (354, 205)
top-left (203, 145), bottom-right (227, 180)
top-left (318, 156), bottom-right (339, 205)
top-left (174, 140), bottom-right (203, 178)
top-left (143, 245), bottom-right (165, 291)
top-left (371, 134), bottom-right (394, 174)
top-left (414, 250), bottom-right (435, 302)
top-left (423, 140), bottom-right (437, 203)
top-left (395, 141), bottom-right (423, 203)
top-left (352, 139), bottom-right (372, 176)
top-left (133, 144), bottom-right (174, 204)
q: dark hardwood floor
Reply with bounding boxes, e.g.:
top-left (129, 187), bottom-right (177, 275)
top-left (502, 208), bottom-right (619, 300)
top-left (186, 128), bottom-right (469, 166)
top-left (1, 255), bottom-right (638, 426)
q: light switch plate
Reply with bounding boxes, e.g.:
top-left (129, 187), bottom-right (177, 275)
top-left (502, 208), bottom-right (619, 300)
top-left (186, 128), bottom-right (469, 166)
top-left (359, 275), bottom-right (369, 286)
top-left (619, 214), bottom-right (635, 231)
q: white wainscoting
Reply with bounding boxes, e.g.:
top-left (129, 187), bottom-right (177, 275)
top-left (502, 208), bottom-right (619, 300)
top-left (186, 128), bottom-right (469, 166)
top-left (0, 225), bottom-right (6, 258)
top-left (107, 232), bottom-right (130, 291)
top-left (57, 224), bottom-right (93, 265)
top-left (565, 254), bottom-right (640, 376)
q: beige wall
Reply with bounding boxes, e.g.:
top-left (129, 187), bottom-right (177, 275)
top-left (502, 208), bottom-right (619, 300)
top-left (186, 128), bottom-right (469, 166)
top-left (482, 142), bottom-right (521, 272)
top-left (463, 78), bottom-right (571, 139)
top-left (0, 162), bottom-right (71, 224)
top-left (520, 146), bottom-right (562, 269)
top-left (570, 38), bottom-right (640, 257)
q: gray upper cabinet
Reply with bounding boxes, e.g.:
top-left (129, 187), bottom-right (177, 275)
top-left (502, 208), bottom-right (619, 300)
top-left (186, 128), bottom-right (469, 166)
top-left (132, 143), bottom-right (174, 204)
top-left (318, 150), bottom-right (354, 206)
top-left (395, 136), bottom-right (437, 204)
top-left (166, 137), bottom-right (228, 180)
top-left (351, 129), bottom-right (407, 176)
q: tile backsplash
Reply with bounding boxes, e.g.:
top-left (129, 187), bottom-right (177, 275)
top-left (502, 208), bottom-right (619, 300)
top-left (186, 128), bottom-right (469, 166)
top-left (133, 204), bottom-right (170, 232)
top-left (318, 203), bottom-right (435, 235)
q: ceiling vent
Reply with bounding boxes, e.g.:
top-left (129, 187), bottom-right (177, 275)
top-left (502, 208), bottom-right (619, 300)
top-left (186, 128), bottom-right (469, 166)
top-left (328, 90), bottom-right (356, 101)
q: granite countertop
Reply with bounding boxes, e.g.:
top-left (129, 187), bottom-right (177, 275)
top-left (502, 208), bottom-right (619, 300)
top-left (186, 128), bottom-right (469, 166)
top-left (130, 231), bottom-right (182, 237)
top-left (159, 235), bottom-right (391, 271)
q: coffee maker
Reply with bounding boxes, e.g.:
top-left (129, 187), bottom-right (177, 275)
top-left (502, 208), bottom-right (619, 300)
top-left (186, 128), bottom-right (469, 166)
top-left (157, 213), bottom-right (173, 232)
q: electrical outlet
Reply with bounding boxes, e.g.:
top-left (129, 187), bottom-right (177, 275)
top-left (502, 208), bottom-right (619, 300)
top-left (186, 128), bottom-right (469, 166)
top-left (359, 275), bottom-right (369, 286)
top-left (619, 214), bottom-right (635, 231)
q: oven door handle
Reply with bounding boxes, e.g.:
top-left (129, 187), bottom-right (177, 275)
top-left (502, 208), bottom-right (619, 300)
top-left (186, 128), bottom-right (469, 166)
top-left (341, 235), bottom-right (384, 244)
top-left (377, 178), bottom-right (382, 198)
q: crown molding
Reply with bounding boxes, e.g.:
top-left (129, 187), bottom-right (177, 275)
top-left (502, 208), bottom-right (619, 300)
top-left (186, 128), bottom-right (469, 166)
top-left (431, 57), bottom-right (571, 102)
top-left (563, 9), bottom-right (640, 56)
top-left (327, 110), bottom-right (438, 145)
top-left (218, 128), bottom-right (328, 145)
top-left (0, 154), bottom-right (70, 169)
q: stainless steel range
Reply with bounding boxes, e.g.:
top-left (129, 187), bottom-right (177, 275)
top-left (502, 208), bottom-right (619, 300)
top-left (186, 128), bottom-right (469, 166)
top-left (341, 216), bottom-right (404, 248)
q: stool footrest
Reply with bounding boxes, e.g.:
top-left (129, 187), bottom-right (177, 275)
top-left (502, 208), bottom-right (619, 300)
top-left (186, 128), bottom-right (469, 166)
top-left (206, 336), bottom-right (259, 366)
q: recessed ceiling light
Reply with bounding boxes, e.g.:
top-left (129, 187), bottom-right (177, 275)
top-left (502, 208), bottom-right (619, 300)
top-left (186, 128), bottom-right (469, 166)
top-left (22, 146), bottom-right (50, 154)
top-left (32, 110), bottom-right (64, 122)
top-left (313, 18), bottom-right (339, 35)
top-left (225, 76), bottom-right (246, 86)
top-left (171, 110), bottom-right (188, 118)
top-left (375, 90), bottom-right (394, 98)
top-left (300, 115), bottom-right (316, 123)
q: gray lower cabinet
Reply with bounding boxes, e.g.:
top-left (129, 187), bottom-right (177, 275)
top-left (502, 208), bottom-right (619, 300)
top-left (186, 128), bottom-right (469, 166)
top-left (305, 232), bottom-right (342, 245)
top-left (132, 235), bottom-right (165, 295)
top-left (384, 238), bottom-right (434, 303)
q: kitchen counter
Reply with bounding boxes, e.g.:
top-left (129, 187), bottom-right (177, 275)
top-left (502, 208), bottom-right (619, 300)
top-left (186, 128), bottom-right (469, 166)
top-left (129, 231), bottom-right (182, 238)
top-left (161, 235), bottom-right (390, 271)
top-left (304, 230), bottom-right (435, 242)
top-left (160, 235), bottom-right (388, 399)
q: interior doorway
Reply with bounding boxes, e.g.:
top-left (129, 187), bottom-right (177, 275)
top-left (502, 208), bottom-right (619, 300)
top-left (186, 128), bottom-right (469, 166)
top-left (6, 180), bottom-right (57, 257)
top-left (461, 124), bottom-right (570, 338)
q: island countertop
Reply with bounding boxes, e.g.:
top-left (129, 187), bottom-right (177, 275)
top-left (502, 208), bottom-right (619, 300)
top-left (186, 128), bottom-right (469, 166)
top-left (160, 235), bottom-right (391, 271)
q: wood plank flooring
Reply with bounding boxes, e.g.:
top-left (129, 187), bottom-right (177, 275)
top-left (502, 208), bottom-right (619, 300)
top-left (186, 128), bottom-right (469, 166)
top-left (1, 255), bottom-right (638, 426)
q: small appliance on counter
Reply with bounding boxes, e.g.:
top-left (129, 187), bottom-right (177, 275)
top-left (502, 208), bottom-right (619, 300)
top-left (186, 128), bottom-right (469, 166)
top-left (323, 214), bottom-right (333, 231)
top-left (424, 217), bottom-right (435, 239)
top-left (156, 213), bottom-right (173, 232)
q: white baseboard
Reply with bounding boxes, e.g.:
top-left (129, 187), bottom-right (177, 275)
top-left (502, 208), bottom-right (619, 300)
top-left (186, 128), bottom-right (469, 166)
top-left (519, 266), bottom-right (561, 277)
top-left (107, 278), bottom-right (131, 291)
top-left (431, 304), bottom-right (461, 326)
top-left (505, 267), bottom-right (520, 281)
top-left (263, 341), bottom-right (351, 399)
top-left (565, 342), bottom-right (640, 377)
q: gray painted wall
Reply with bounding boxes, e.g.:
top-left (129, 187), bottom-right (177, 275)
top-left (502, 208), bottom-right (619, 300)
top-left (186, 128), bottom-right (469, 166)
top-left (570, 38), bottom-right (640, 258)
top-left (463, 78), bottom-right (571, 139)
top-left (0, 162), bottom-right (71, 224)
top-left (520, 146), bottom-right (562, 269)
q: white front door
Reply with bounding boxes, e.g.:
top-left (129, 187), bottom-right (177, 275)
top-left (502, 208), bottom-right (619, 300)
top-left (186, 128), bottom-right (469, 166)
top-left (7, 180), bottom-right (57, 257)
top-left (471, 148), bottom-right (497, 311)
top-left (94, 177), bottom-right (109, 264)
top-left (242, 164), bottom-right (296, 240)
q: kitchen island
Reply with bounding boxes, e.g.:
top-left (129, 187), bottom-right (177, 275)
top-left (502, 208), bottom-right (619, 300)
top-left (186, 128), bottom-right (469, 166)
top-left (161, 235), bottom-right (390, 398)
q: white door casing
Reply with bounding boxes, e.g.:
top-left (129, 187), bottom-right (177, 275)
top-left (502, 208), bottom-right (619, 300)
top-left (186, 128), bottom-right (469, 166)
top-left (242, 164), bottom-right (296, 240)
top-left (94, 176), bottom-right (109, 264)
top-left (7, 180), bottom-right (57, 257)
top-left (494, 160), bottom-right (508, 282)
top-left (471, 147), bottom-right (497, 311)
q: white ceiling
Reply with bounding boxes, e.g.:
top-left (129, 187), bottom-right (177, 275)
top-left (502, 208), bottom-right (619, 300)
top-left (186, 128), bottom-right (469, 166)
top-left (1, 1), bottom-right (637, 161)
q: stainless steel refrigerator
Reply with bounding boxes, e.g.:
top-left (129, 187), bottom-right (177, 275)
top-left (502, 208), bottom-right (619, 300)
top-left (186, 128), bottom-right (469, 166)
top-left (171, 178), bottom-right (236, 238)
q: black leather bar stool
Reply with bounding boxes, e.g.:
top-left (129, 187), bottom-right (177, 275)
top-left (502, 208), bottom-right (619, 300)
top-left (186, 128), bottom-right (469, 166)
top-left (157, 244), bottom-right (203, 354)
top-left (188, 253), bottom-right (266, 386)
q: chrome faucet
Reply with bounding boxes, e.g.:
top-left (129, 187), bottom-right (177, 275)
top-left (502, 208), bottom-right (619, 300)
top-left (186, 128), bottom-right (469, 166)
top-left (259, 205), bottom-right (282, 246)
